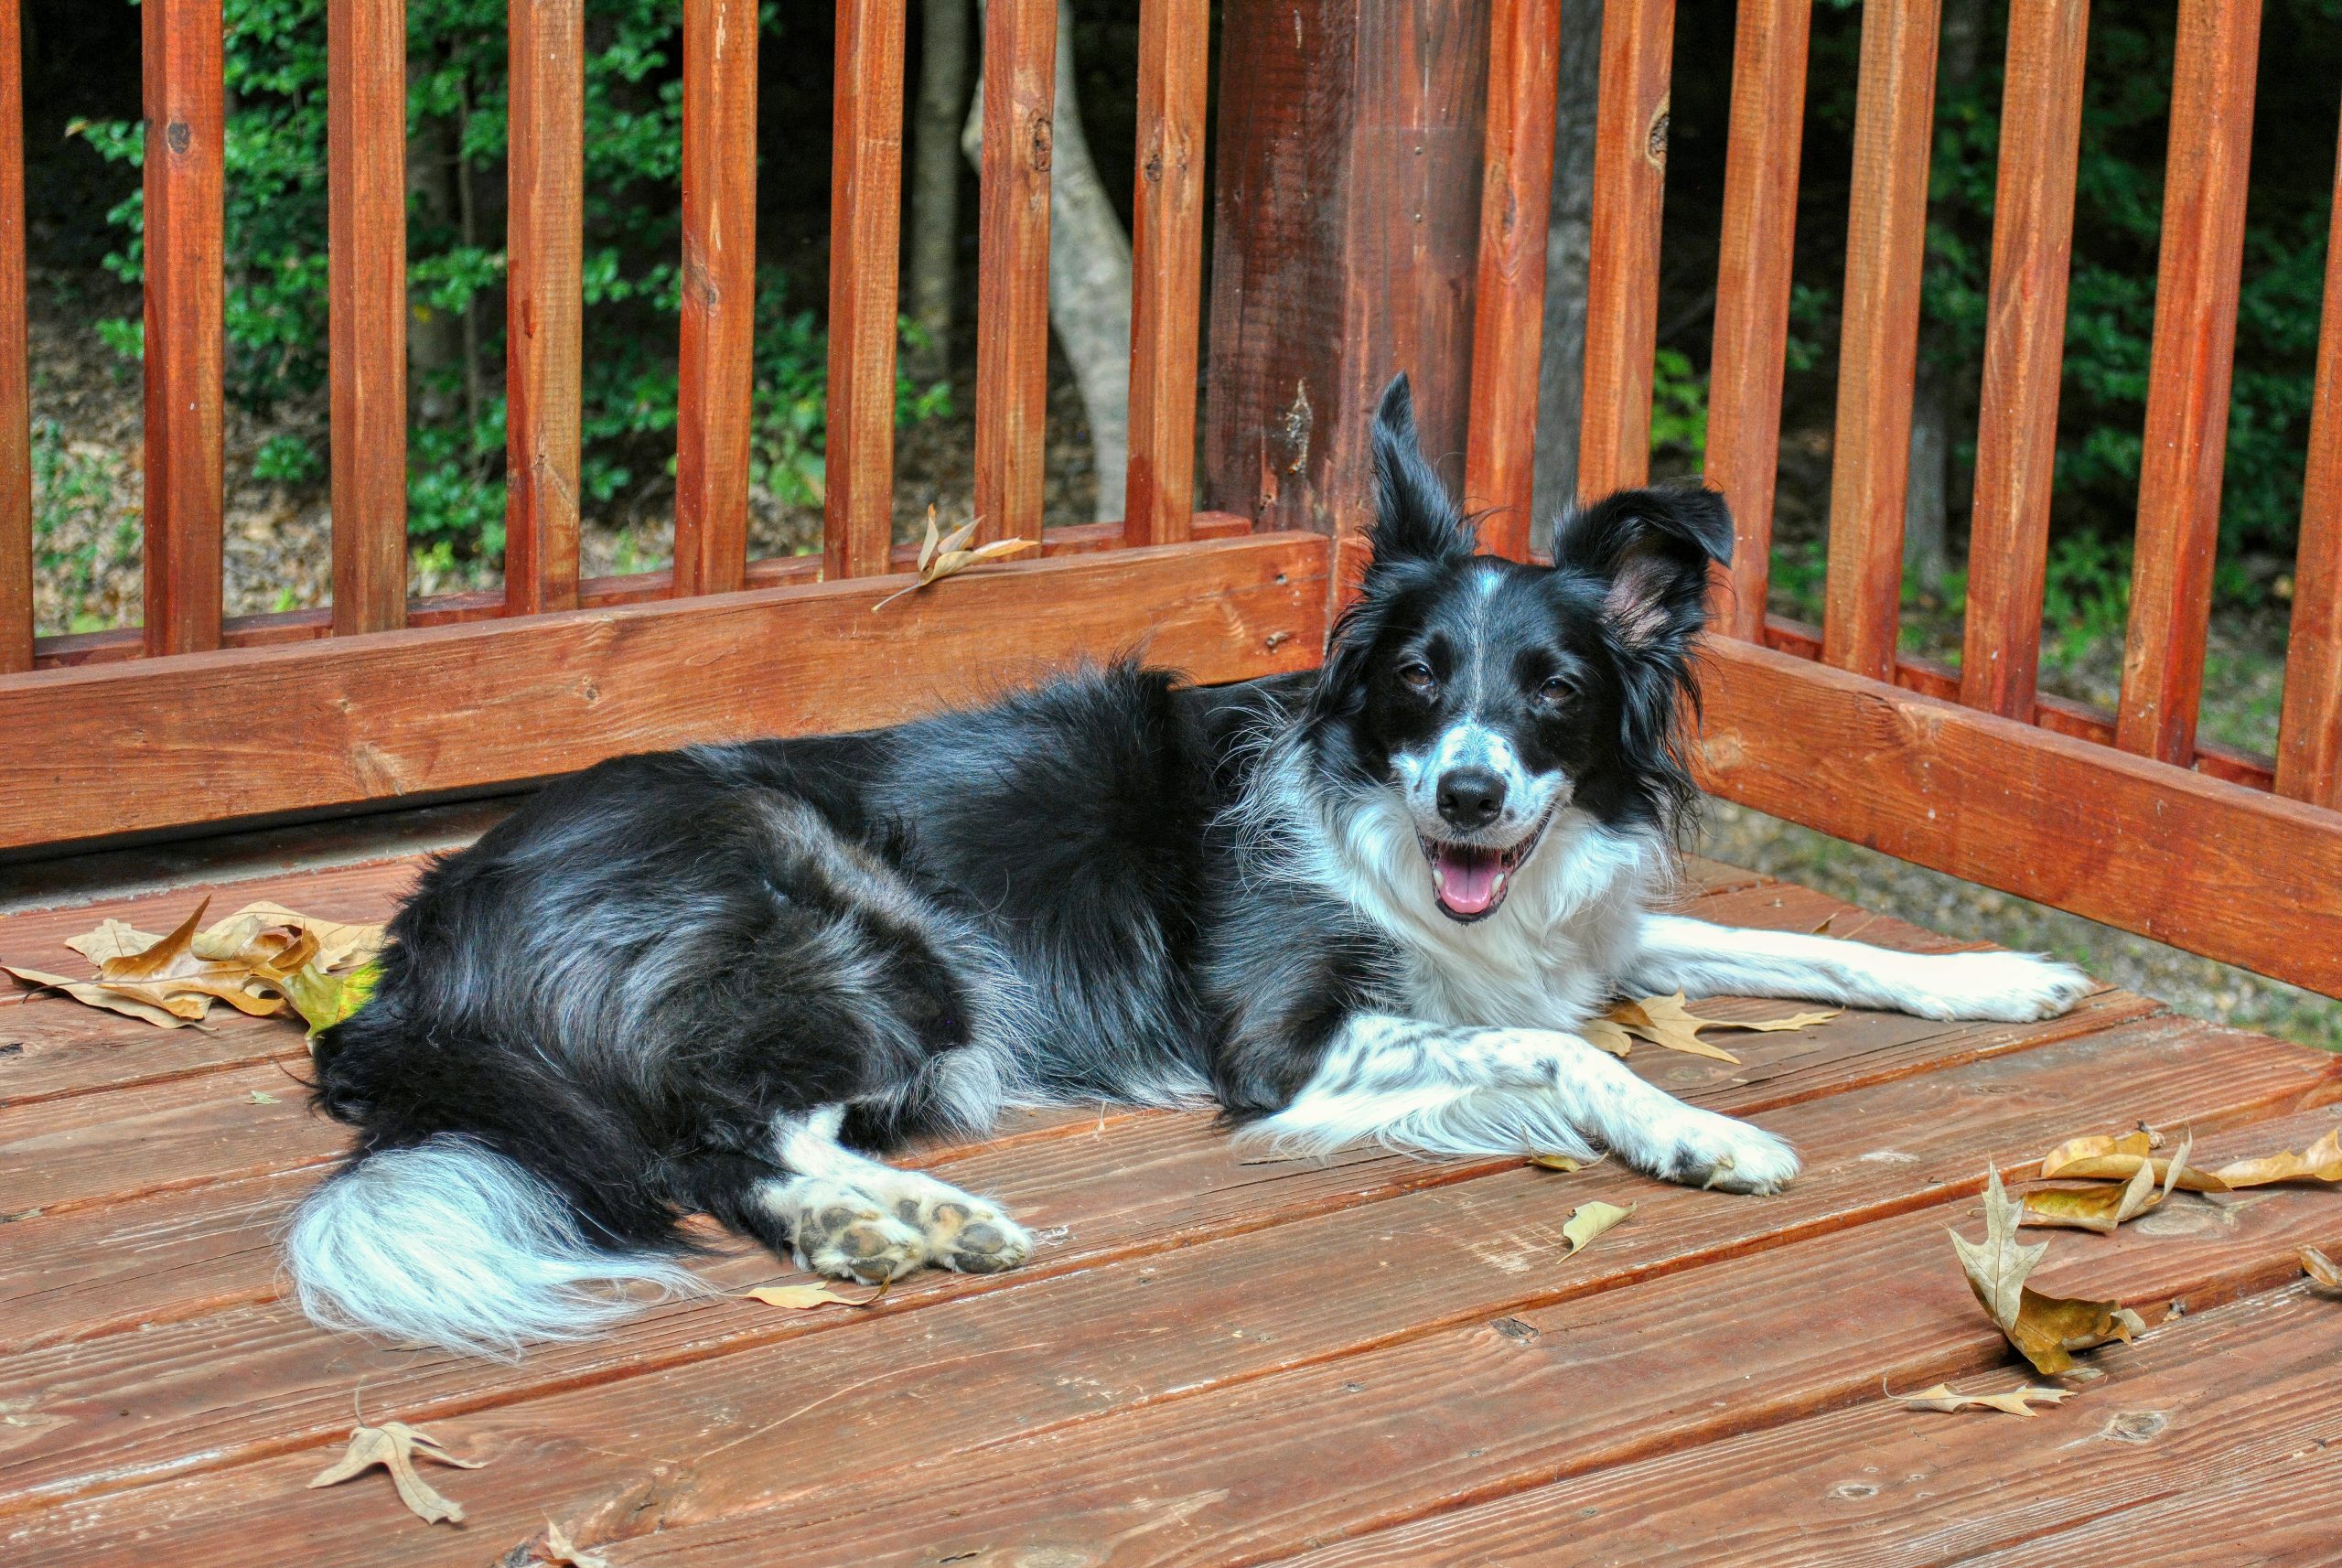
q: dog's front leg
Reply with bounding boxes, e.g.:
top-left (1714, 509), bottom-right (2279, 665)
top-left (1242, 1014), bottom-right (1799, 1194)
top-left (1625, 913), bottom-right (2091, 1022)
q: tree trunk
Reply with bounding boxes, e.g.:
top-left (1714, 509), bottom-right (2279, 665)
top-left (906, 0), bottom-right (970, 385)
top-left (1905, 0), bottom-right (1985, 595)
top-left (405, 84), bottom-right (465, 428)
top-left (1531, 0), bottom-right (1603, 552)
top-left (965, 0), bottom-right (1132, 523)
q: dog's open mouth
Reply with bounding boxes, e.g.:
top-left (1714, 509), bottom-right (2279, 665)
top-left (1418, 814), bottom-right (1552, 921)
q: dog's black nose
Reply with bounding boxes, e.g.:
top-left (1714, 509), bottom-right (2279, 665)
top-left (1436, 768), bottom-right (1507, 832)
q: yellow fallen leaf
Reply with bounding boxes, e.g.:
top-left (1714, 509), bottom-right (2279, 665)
top-left (27, 898), bottom-right (382, 1031)
top-left (276, 956), bottom-right (382, 1037)
top-left (2037, 1128), bottom-right (2229, 1192)
top-left (1593, 993), bottom-right (1842, 1066)
top-left (2304, 1247), bottom-right (2340, 1290)
top-left (1580, 1017), bottom-right (1635, 1057)
top-left (1528, 1153), bottom-right (1586, 1172)
top-left (307, 1419), bottom-right (484, 1526)
top-left (94, 898), bottom-right (210, 981)
top-left (743, 1281), bottom-right (887, 1310)
top-left (1561, 1200), bottom-right (1633, 1256)
top-left (2022, 1133), bottom-right (2193, 1234)
top-left (1950, 1166), bottom-right (2144, 1376)
top-left (1895, 1381), bottom-right (2069, 1417)
top-left (875, 505), bottom-right (1039, 610)
top-left (540, 1519), bottom-right (613, 1568)
top-left (2210, 1127), bottom-right (2342, 1188)
top-left (3, 967), bottom-right (205, 1027)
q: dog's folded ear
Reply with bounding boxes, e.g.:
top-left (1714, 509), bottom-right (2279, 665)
top-left (1552, 486), bottom-right (1735, 651)
top-left (1369, 373), bottom-right (1476, 570)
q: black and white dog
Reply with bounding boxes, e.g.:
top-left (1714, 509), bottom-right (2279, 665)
top-left (290, 375), bottom-right (2089, 1355)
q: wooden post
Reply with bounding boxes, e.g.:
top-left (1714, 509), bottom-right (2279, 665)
top-left (823, 0), bottom-right (906, 579)
top-left (503, 0), bottom-right (585, 617)
top-left (1201, 0), bottom-right (1491, 592)
top-left (0, 0), bottom-right (27, 673)
top-left (676, 0), bottom-right (759, 597)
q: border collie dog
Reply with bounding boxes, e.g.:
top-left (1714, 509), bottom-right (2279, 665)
top-left (292, 375), bottom-right (2090, 1355)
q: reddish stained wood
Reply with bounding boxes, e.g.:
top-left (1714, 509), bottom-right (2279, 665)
top-left (0, 532), bottom-right (1327, 851)
top-left (1123, 0), bottom-right (1209, 547)
top-left (140, 0), bottom-right (226, 657)
top-left (326, 0), bottom-right (407, 636)
top-left (2115, 0), bottom-right (2261, 765)
top-left (1960, 0), bottom-right (2089, 720)
top-left (0, 0), bottom-right (26, 675)
top-left (673, 0), bottom-right (758, 597)
top-left (2274, 106), bottom-right (2342, 807)
top-left (822, 0), bottom-right (907, 579)
top-left (1819, 0), bottom-right (1939, 681)
top-left (1575, 0), bottom-right (1674, 502)
top-left (18, 511), bottom-right (1257, 671)
top-left (972, 0), bottom-right (1057, 544)
top-left (1463, 0), bottom-right (1561, 561)
top-left (1698, 633), bottom-right (2342, 997)
top-left (502, 0), bottom-right (585, 616)
top-left (1704, 0), bottom-right (1810, 640)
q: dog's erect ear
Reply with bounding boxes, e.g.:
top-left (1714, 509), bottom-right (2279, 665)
top-left (1369, 373), bottom-right (1474, 569)
top-left (1551, 486), bottom-right (1734, 651)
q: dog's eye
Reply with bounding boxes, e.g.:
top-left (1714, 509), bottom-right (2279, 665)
top-left (1398, 660), bottom-right (1437, 694)
top-left (1533, 674), bottom-right (1576, 707)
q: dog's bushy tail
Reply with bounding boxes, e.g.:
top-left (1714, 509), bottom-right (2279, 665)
top-left (284, 1135), bottom-right (697, 1359)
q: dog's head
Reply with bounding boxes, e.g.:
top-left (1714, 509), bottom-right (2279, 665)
top-left (1305, 373), bottom-right (1732, 922)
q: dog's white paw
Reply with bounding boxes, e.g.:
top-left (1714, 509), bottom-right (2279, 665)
top-left (1659, 1112), bottom-right (1800, 1196)
top-left (1901, 950), bottom-right (2093, 1023)
top-left (890, 1185), bottom-right (1033, 1276)
top-left (779, 1178), bottom-right (930, 1283)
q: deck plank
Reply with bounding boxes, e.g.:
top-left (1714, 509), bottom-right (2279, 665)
top-left (7, 1015), bottom-right (2329, 1561)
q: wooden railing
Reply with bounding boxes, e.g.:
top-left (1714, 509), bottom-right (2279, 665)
top-left (0, 0), bottom-right (1327, 851)
top-left (1460, 0), bottom-right (2342, 997)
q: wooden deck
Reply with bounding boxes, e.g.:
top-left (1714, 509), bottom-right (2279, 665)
top-left (4, 828), bottom-right (2339, 1567)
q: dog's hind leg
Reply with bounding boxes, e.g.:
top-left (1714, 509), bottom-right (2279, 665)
top-left (1625, 914), bottom-right (2092, 1023)
top-left (744, 1106), bottom-right (1034, 1283)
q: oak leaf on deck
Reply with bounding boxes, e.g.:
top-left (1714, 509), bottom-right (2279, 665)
top-left (743, 1281), bottom-right (888, 1310)
top-left (538, 1519), bottom-right (614, 1567)
top-left (307, 1419), bottom-right (485, 1526)
top-left (1584, 991), bottom-right (1840, 1064)
top-left (1895, 1382), bottom-right (2070, 1417)
top-left (1950, 1166), bottom-right (2145, 1376)
top-left (2041, 1123), bottom-right (2342, 1191)
top-left (2022, 1133), bottom-right (2194, 1234)
top-left (1561, 1200), bottom-right (1634, 1256)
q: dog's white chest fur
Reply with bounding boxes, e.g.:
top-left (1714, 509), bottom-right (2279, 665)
top-left (1318, 789), bottom-right (1660, 1032)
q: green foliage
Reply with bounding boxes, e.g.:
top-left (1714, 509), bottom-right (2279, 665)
top-left (1649, 348), bottom-right (1709, 470)
top-left (29, 415), bottom-right (140, 632)
top-left (74, 0), bottom-right (946, 568)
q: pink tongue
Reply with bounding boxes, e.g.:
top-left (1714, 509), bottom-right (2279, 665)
top-left (1435, 845), bottom-right (1503, 915)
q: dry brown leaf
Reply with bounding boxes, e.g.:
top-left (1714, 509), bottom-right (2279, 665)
top-left (1895, 1381), bottom-right (2070, 1417)
top-left (16, 899), bottom-right (382, 1032)
top-left (2, 967), bottom-right (205, 1027)
top-left (1580, 1017), bottom-right (1636, 1057)
top-left (1561, 1200), bottom-right (1633, 1256)
top-left (743, 1281), bottom-right (886, 1311)
top-left (1950, 1165), bottom-right (2145, 1376)
top-left (2303, 1247), bottom-right (2340, 1290)
top-left (2037, 1128), bottom-right (2229, 1193)
top-left (2023, 1133), bottom-right (2193, 1234)
top-left (96, 898), bottom-right (210, 981)
top-left (1593, 992), bottom-right (1841, 1066)
top-left (307, 1420), bottom-right (484, 1526)
top-left (2210, 1127), bottom-right (2342, 1188)
top-left (539, 1519), bottom-right (613, 1568)
top-left (1528, 1153), bottom-right (1586, 1172)
top-left (875, 506), bottom-right (1038, 610)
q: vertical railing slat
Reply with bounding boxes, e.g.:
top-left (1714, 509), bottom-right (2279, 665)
top-left (1818, 0), bottom-right (1939, 682)
top-left (503, 0), bottom-right (585, 618)
top-left (328, 0), bottom-right (408, 636)
top-left (676, 0), bottom-right (758, 596)
top-left (1959, 0), bottom-right (2088, 720)
top-left (972, 0), bottom-right (1056, 544)
top-left (1576, 0), bottom-right (1674, 502)
top-left (1123, 0), bottom-right (1209, 548)
top-left (823, 0), bottom-right (906, 580)
top-left (2115, 0), bottom-right (2261, 765)
top-left (0, 0), bottom-right (27, 674)
top-left (1465, 0), bottom-right (1562, 562)
top-left (1703, 0), bottom-right (1810, 639)
top-left (141, 0), bottom-right (227, 657)
top-left (2274, 104), bottom-right (2342, 807)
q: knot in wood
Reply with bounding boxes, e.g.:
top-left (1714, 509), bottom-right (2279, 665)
top-left (167, 121), bottom-right (193, 156)
top-left (1026, 112), bottom-right (1054, 173)
top-left (1645, 105), bottom-right (1670, 165)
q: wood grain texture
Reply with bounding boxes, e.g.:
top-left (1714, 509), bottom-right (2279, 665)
top-left (0, 0), bottom-right (27, 674)
top-left (1699, 633), bottom-right (2342, 997)
top-left (501, 0), bottom-right (585, 616)
top-left (673, 0), bottom-right (758, 596)
top-left (326, 0), bottom-right (407, 636)
top-left (1123, 0), bottom-right (1209, 547)
top-left (1703, 0), bottom-right (1810, 639)
top-left (2274, 104), bottom-right (2342, 807)
top-left (0, 532), bottom-right (1328, 852)
top-left (1463, 0), bottom-right (1561, 560)
top-left (140, 0), bottom-right (227, 658)
top-left (822, 0), bottom-right (906, 578)
top-left (972, 0), bottom-right (1057, 543)
top-left (2115, 0), bottom-right (2261, 764)
top-left (1576, 0), bottom-right (1674, 501)
top-left (1819, 0), bottom-right (1939, 680)
top-left (1960, 0), bottom-right (2088, 719)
